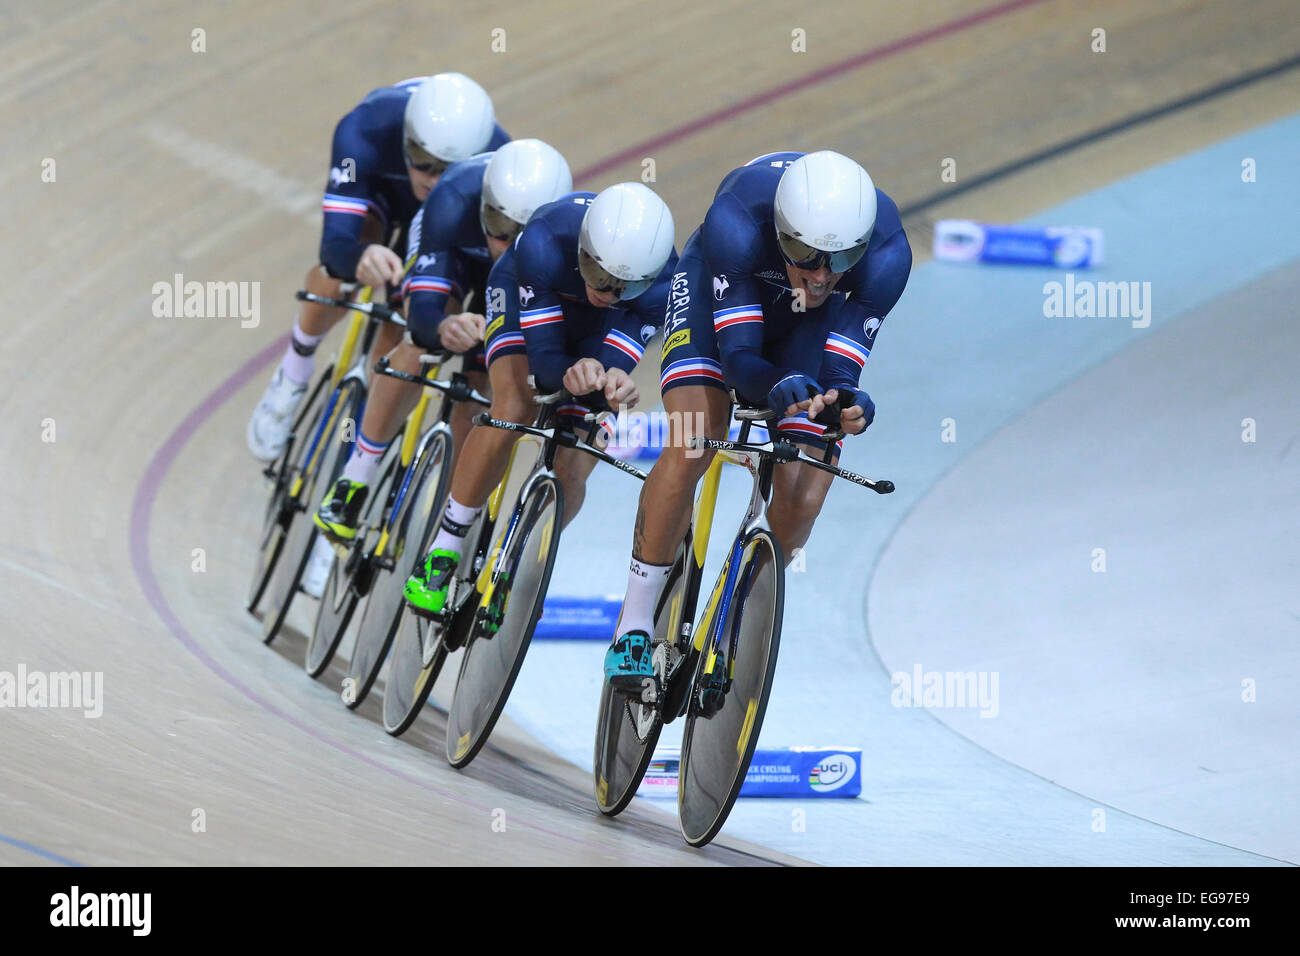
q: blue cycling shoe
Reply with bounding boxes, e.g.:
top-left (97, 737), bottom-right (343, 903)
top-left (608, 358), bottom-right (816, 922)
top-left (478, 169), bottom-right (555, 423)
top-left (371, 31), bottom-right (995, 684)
top-left (604, 630), bottom-right (657, 694)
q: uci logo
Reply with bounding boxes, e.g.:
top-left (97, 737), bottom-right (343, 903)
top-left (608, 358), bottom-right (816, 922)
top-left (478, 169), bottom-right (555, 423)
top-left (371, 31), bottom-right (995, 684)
top-left (809, 753), bottom-right (857, 792)
top-left (519, 285), bottom-right (535, 306)
top-left (713, 275), bottom-right (729, 300)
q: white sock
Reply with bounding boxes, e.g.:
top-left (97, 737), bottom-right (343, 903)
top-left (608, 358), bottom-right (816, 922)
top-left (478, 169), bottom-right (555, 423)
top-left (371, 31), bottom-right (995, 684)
top-left (614, 558), bottom-right (673, 641)
top-left (430, 496), bottom-right (482, 555)
top-left (281, 318), bottom-right (325, 385)
top-left (340, 430), bottom-right (390, 487)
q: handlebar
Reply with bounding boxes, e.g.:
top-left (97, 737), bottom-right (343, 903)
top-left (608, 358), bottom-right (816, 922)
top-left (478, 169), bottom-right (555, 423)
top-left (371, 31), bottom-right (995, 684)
top-left (373, 356), bottom-right (490, 406)
top-left (470, 411), bottom-right (647, 481)
top-left (295, 289), bottom-right (406, 327)
top-left (688, 433), bottom-right (894, 495)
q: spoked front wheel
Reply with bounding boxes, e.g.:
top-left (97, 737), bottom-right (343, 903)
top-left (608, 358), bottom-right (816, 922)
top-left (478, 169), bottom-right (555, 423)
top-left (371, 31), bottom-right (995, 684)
top-left (594, 542), bottom-right (694, 816)
top-left (445, 476), bottom-right (563, 769)
top-left (261, 378), bottom-right (361, 645)
top-left (304, 445), bottom-right (397, 678)
top-left (247, 368), bottom-right (332, 613)
top-left (346, 427), bottom-right (453, 708)
top-left (380, 501), bottom-right (488, 736)
top-left (677, 528), bottom-right (784, 848)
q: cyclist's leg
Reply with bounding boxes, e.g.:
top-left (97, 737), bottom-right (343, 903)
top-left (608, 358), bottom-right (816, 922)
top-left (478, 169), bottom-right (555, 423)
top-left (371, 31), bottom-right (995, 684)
top-left (763, 294), bottom-right (845, 563)
top-left (312, 225), bottom-right (421, 539)
top-left (248, 211), bottom-right (387, 461)
top-left (608, 233), bottom-right (728, 682)
top-left (768, 459), bottom-right (835, 562)
top-left (337, 279), bottom-right (472, 486)
top-left (550, 403), bottom-right (613, 528)
top-left (404, 294), bottom-right (530, 614)
top-left (450, 349), bottom-right (489, 455)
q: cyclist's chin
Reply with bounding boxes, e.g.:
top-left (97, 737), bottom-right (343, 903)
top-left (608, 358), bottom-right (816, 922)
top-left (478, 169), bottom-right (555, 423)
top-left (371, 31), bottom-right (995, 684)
top-left (802, 287), bottom-right (832, 309)
top-left (585, 286), bottom-right (618, 308)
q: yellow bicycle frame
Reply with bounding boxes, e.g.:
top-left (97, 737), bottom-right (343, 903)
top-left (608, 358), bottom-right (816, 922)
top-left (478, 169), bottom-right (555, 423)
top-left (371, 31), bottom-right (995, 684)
top-left (688, 442), bottom-right (762, 655)
top-left (288, 286), bottom-right (373, 501)
top-left (370, 357), bottom-right (444, 562)
top-left (475, 435), bottom-right (534, 611)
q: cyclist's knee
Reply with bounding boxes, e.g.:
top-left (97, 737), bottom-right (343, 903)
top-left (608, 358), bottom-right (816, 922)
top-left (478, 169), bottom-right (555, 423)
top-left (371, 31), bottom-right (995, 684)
top-left (776, 477), bottom-right (830, 528)
top-left (656, 441), bottom-right (715, 486)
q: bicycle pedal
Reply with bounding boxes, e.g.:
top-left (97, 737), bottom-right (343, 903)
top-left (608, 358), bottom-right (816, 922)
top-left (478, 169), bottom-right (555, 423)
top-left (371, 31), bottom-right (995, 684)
top-left (407, 603), bottom-right (447, 624)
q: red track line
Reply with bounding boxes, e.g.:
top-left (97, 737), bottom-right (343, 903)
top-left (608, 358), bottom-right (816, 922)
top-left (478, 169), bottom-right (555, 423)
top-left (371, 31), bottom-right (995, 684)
top-left (574, 0), bottom-right (1054, 183)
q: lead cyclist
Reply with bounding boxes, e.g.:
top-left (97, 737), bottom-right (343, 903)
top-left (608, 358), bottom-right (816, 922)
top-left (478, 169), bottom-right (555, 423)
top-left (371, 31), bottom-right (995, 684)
top-left (603, 150), bottom-right (913, 690)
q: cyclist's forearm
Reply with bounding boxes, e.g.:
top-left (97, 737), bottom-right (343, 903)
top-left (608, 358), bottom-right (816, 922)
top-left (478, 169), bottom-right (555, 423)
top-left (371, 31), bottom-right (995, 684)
top-left (319, 233), bottom-right (364, 283)
top-left (720, 346), bottom-right (790, 405)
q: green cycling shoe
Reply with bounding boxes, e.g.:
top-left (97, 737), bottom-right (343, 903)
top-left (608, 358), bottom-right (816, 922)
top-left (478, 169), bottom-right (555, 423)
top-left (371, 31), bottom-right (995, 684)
top-left (404, 548), bottom-right (461, 617)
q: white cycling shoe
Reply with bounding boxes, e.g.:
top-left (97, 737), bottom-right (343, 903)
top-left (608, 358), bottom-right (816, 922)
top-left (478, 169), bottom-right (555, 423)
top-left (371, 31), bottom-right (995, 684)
top-left (300, 536), bottom-right (335, 599)
top-left (247, 368), bottom-right (307, 462)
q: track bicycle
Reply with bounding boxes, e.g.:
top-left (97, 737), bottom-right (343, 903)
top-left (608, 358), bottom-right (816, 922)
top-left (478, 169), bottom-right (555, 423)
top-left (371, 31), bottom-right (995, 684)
top-left (248, 285), bottom-right (391, 644)
top-left (592, 392), bottom-right (894, 846)
top-left (382, 381), bottom-right (645, 772)
top-left (313, 352), bottom-right (490, 698)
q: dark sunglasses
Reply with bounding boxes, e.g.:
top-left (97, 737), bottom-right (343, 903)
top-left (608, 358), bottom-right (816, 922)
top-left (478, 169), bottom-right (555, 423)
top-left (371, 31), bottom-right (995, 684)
top-left (777, 230), bottom-right (868, 273)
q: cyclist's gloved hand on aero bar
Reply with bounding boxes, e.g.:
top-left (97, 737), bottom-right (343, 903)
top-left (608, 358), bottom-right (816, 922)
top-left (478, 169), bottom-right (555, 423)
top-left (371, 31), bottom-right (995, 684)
top-left (766, 373), bottom-right (822, 417)
top-left (812, 387), bottom-right (875, 434)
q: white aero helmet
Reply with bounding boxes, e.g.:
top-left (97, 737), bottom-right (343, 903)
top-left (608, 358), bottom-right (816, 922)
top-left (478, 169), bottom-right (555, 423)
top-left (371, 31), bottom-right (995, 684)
top-left (577, 182), bottom-right (675, 301)
top-left (480, 139), bottom-right (574, 241)
top-left (773, 150), bottom-right (877, 273)
top-left (403, 73), bottom-right (495, 172)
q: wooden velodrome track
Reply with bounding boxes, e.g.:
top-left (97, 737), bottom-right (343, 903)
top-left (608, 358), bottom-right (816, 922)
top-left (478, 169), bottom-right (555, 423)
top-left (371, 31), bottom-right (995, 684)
top-left (3, 0), bottom-right (1298, 864)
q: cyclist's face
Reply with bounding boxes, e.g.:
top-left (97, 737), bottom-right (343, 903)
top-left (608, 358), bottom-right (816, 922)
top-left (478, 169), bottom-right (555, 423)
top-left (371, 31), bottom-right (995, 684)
top-left (585, 284), bottom-right (618, 308)
top-left (486, 234), bottom-right (511, 261)
top-left (784, 262), bottom-right (841, 309)
top-left (407, 166), bottom-right (441, 201)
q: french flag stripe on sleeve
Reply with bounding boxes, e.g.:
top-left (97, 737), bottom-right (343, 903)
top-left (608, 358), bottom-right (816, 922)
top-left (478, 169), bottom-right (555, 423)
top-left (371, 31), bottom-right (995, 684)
top-left (713, 305), bottom-right (764, 331)
top-left (825, 332), bottom-right (869, 368)
top-left (520, 306), bottom-right (564, 328)
top-left (322, 194), bottom-right (371, 217)
top-left (604, 328), bottom-right (644, 361)
top-left (486, 332), bottom-right (525, 361)
top-left (403, 276), bottom-right (454, 296)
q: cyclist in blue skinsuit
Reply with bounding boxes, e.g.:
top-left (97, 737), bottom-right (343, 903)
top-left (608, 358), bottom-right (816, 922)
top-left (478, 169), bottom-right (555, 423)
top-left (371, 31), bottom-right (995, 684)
top-left (247, 73), bottom-right (509, 463)
top-left (404, 184), bottom-right (678, 616)
top-left (311, 140), bottom-right (574, 541)
top-left (605, 150), bottom-right (912, 688)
